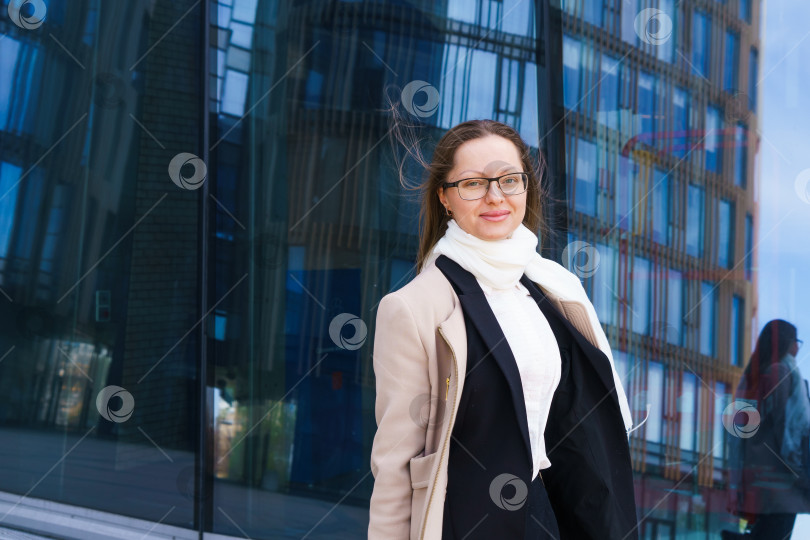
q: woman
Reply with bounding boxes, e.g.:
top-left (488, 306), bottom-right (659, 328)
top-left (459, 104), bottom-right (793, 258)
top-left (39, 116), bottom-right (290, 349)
top-left (727, 319), bottom-right (810, 539)
top-left (368, 120), bottom-right (637, 539)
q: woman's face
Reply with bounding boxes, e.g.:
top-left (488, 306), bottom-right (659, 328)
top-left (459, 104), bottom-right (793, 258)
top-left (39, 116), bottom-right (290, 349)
top-left (437, 134), bottom-right (527, 241)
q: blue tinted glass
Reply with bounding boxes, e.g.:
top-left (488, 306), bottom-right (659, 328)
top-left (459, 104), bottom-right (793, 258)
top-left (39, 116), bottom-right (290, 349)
top-left (652, 168), bottom-right (669, 245)
top-left (748, 48), bottom-right (758, 110)
top-left (745, 214), bottom-right (753, 280)
top-left (718, 199), bottom-right (733, 268)
top-left (705, 105), bottom-right (722, 173)
top-left (646, 362), bottom-right (664, 442)
top-left (740, 0), bottom-right (751, 22)
top-left (672, 87), bottom-right (689, 157)
top-left (713, 381), bottom-right (730, 457)
top-left (632, 256), bottom-right (651, 335)
top-left (700, 281), bottom-right (717, 356)
top-left (583, 0), bottom-right (604, 26)
top-left (0, 162), bottom-right (22, 257)
top-left (616, 156), bottom-right (635, 231)
top-left (656, 0), bottom-right (676, 63)
top-left (637, 71), bottom-right (657, 144)
top-left (724, 31), bottom-right (739, 90)
top-left (593, 243), bottom-right (616, 326)
top-left (687, 185), bottom-right (704, 257)
top-left (667, 268), bottom-right (683, 345)
top-left (680, 372), bottom-right (696, 450)
top-left (598, 55), bottom-right (620, 129)
top-left (731, 296), bottom-right (743, 365)
top-left (562, 34), bottom-right (582, 110)
top-left (575, 137), bottom-right (597, 215)
top-left (692, 11), bottom-right (710, 78)
top-left (734, 124), bottom-right (747, 186)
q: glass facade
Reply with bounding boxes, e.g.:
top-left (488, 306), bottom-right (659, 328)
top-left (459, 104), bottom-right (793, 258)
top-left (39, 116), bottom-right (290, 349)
top-left (3, 0), bottom-right (810, 538)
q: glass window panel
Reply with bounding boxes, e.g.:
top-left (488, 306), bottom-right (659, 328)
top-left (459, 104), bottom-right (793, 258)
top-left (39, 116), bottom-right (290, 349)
top-left (700, 281), bottom-right (717, 356)
top-left (598, 54), bottom-right (620, 129)
top-left (632, 256), bottom-right (652, 335)
top-left (706, 105), bottom-right (722, 173)
top-left (748, 48), bottom-right (758, 111)
top-left (672, 87), bottom-right (690, 158)
top-left (724, 30), bottom-right (740, 91)
top-left (616, 156), bottom-right (636, 231)
top-left (646, 361), bottom-right (665, 443)
top-left (680, 372), bottom-right (697, 451)
top-left (731, 295), bottom-right (743, 366)
top-left (745, 214), bottom-right (753, 280)
top-left (637, 71), bottom-right (657, 145)
top-left (734, 124), bottom-right (747, 186)
top-left (687, 184), bottom-right (705, 258)
top-left (692, 10), bottom-right (710, 78)
top-left (575, 137), bottom-right (598, 216)
top-left (718, 199), bottom-right (733, 268)
top-left (0, 162), bottom-right (22, 257)
top-left (740, 0), bottom-right (751, 22)
top-left (0, 1), bottom-right (202, 531)
top-left (667, 268), bottom-right (683, 345)
top-left (563, 35), bottom-right (582, 110)
top-left (583, 0), bottom-right (604, 27)
top-left (652, 167), bottom-right (669, 245)
top-left (593, 243), bottom-right (616, 326)
top-left (656, 0), bottom-right (676, 64)
top-left (621, 0), bottom-right (638, 44)
top-left (448, 0), bottom-right (477, 23)
top-left (714, 382), bottom-right (730, 458)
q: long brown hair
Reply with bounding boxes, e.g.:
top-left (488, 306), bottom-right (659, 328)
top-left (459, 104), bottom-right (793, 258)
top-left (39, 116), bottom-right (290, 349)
top-left (406, 119), bottom-right (550, 272)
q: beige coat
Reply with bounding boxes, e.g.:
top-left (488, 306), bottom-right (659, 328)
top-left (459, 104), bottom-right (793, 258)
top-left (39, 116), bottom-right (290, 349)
top-left (368, 260), bottom-right (611, 540)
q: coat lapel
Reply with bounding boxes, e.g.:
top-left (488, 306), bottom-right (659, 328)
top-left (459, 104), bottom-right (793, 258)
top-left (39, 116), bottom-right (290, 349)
top-left (435, 256), bottom-right (533, 464)
top-left (520, 275), bottom-right (618, 401)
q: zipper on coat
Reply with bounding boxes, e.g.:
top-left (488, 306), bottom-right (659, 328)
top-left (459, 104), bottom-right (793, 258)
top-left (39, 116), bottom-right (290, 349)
top-left (446, 376), bottom-right (450, 400)
top-left (421, 327), bottom-right (458, 540)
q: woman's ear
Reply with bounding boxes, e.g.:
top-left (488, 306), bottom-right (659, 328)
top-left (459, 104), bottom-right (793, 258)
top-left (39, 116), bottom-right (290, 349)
top-left (437, 186), bottom-right (446, 207)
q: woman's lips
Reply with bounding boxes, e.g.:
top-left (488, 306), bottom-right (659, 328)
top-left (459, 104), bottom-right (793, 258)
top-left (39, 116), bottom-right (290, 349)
top-left (480, 212), bottom-right (509, 222)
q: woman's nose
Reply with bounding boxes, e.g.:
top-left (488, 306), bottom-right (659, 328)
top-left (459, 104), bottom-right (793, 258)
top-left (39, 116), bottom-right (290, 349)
top-left (485, 180), bottom-right (505, 202)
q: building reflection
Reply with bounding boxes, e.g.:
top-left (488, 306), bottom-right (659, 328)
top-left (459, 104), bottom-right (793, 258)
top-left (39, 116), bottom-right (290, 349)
top-left (0, 0), bottom-right (763, 538)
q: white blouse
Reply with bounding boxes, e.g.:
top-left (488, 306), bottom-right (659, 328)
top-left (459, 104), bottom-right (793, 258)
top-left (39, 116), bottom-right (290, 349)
top-left (476, 278), bottom-right (562, 481)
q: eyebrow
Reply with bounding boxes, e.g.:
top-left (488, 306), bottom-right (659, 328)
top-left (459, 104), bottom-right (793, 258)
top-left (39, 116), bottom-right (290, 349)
top-left (457, 165), bottom-right (520, 176)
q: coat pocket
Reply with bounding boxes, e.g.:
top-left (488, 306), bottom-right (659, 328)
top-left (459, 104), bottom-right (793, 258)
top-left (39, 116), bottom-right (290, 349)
top-left (409, 452), bottom-right (436, 489)
top-left (409, 452), bottom-right (437, 539)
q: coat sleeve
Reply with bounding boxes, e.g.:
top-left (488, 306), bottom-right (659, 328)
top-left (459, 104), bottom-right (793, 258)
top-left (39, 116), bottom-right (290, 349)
top-left (368, 293), bottom-right (431, 539)
top-left (764, 362), bottom-right (792, 455)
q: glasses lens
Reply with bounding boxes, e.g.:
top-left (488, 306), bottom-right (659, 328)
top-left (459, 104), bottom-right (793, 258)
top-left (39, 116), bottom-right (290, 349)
top-left (458, 178), bottom-right (488, 200)
top-left (499, 173), bottom-right (527, 195)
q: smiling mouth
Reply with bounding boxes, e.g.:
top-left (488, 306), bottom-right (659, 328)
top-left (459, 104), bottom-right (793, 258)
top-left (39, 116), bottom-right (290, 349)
top-left (480, 212), bottom-right (509, 221)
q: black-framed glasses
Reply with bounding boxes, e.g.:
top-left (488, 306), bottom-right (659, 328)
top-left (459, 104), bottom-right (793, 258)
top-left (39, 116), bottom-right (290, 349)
top-left (798, 338), bottom-right (804, 349)
top-left (442, 172), bottom-right (528, 200)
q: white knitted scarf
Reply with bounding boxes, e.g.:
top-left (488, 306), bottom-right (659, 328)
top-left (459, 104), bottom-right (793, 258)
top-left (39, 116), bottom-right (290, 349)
top-left (422, 218), bottom-right (635, 432)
